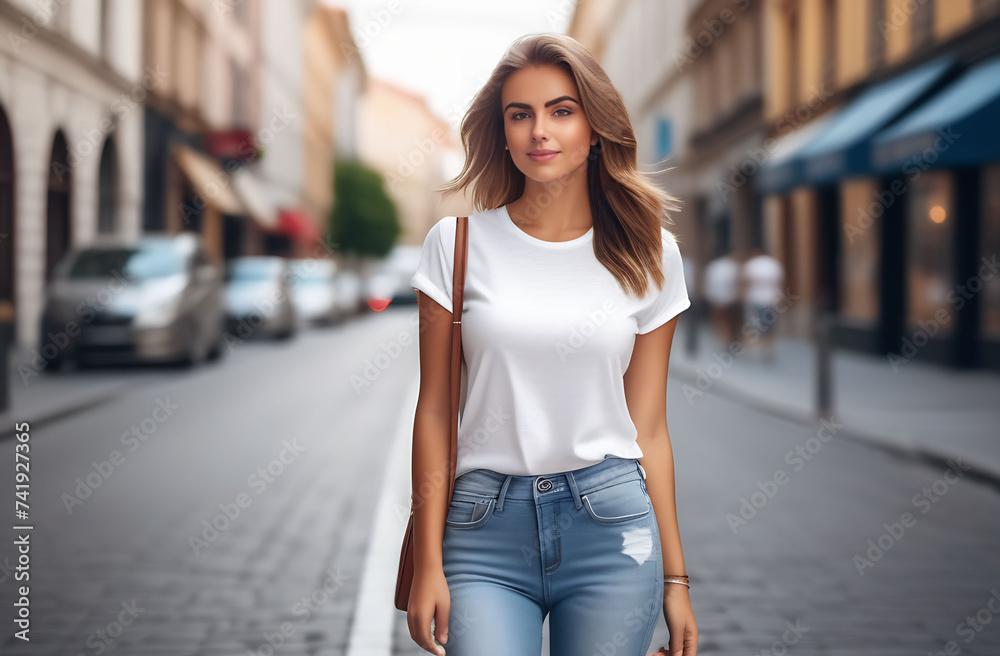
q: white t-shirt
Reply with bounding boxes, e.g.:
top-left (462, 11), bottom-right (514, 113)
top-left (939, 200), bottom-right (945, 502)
top-left (742, 255), bottom-right (784, 307)
top-left (702, 256), bottom-right (739, 305)
top-left (409, 205), bottom-right (691, 478)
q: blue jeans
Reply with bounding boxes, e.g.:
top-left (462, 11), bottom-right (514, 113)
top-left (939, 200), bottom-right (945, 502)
top-left (441, 455), bottom-right (663, 656)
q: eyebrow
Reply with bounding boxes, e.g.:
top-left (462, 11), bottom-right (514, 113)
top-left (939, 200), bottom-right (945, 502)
top-left (503, 95), bottom-right (579, 114)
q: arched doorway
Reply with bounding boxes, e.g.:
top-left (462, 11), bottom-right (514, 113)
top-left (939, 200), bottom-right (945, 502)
top-left (0, 105), bottom-right (14, 308)
top-left (98, 134), bottom-right (118, 233)
top-left (46, 130), bottom-right (72, 282)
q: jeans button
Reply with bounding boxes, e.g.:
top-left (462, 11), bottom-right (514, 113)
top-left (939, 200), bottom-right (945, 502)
top-left (536, 478), bottom-right (552, 492)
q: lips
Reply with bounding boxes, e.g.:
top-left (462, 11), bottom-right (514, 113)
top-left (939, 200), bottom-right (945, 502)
top-left (528, 150), bottom-right (559, 162)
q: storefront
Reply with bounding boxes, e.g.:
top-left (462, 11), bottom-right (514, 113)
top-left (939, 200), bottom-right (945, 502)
top-left (754, 114), bottom-right (839, 338)
top-left (756, 53), bottom-right (1000, 371)
top-left (802, 55), bottom-right (957, 357)
top-left (144, 108), bottom-right (289, 263)
top-left (872, 53), bottom-right (1000, 370)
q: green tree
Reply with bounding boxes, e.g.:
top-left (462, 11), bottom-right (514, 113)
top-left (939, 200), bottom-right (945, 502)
top-left (328, 159), bottom-right (401, 259)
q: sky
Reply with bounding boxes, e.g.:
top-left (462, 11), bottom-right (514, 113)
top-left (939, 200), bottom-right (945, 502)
top-left (323, 0), bottom-right (576, 125)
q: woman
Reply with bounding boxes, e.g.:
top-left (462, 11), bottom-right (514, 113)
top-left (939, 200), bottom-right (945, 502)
top-left (406, 33), bottom-right (699, 656)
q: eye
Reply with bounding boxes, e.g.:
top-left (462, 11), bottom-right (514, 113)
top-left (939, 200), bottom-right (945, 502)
top-left (510, 108), bottom-right (572, 121)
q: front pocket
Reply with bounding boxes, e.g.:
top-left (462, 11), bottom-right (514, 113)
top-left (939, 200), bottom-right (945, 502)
top-left (445, 494), bottom-right (496, 529)
top-left (581, 480), bottom-right (651, 524)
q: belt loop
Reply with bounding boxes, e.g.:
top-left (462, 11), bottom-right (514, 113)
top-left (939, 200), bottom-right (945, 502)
top-left (496, 475), bottom-right (512, 513)
top-left (565, 471), bottom-right (583, 511)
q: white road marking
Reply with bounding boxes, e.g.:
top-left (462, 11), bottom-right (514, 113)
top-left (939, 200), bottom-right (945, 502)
top-left (346, 375), bottom-right (419, 656)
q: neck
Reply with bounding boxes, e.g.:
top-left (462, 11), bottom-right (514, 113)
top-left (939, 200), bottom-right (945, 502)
top-left (509, 165), bottom-right (593, 233)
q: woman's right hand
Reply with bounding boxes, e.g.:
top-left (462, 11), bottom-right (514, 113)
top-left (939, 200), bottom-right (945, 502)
top-left (406, 565), bottom-right (451, 655)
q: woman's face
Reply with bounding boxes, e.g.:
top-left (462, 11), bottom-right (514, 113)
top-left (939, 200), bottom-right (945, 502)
top-left (501, 64), bottom-right (598, 183)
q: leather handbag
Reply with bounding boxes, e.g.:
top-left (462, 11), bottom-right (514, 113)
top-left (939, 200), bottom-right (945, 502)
top-left (395, 215), bottom-right (469, 612)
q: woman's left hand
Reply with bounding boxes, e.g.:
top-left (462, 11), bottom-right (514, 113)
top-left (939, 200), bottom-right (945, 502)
top-left (652, 584), bottom-right (698, 655)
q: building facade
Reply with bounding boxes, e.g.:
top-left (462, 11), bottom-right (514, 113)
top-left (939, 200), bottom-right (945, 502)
top-left (758, 0), bottom-right (1000, 370)
top-left (0, 0), bottom-right (144, 347)
top-left (569, 0), bottom-right (766, 301)
top-left (572, 0), bottom-right (1000, 372)
top-left (570, 0), bottom-right (705, 254)
top-left (358, 78), bottom-right (460, 244)
top-left (142, 0), bottom-right (269, 262)
top-left (303, 6), bottom-right (366, 253)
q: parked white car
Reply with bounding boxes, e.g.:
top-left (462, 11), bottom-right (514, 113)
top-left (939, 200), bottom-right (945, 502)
top-left (39, 232), bottom-right (226, 370)
top-left (224, 256), bottom-right (297, 340)
top-left (288, 259), bottom-right (339, 326)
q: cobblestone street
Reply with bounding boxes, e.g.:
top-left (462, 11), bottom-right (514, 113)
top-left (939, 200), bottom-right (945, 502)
top-left (2, 310), bottom-right (998, 655)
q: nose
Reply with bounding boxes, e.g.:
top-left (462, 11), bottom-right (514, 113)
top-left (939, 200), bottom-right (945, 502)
top-left (530, 115), bottom-right (549, 142)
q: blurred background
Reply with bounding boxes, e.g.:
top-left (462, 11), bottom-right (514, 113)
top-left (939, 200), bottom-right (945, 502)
top-left (0, 0), bottom-right (999, 654)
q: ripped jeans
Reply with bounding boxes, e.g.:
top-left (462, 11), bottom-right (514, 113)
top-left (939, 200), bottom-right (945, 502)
top-left (441, 455), bottom-right (663, 656)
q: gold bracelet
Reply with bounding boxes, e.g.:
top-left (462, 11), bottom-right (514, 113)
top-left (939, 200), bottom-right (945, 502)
top-left (664, 578), bottom-right (690, 587)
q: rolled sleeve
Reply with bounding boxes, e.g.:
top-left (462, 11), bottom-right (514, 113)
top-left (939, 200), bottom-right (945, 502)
top-left (635, 228), bottom-right (692, 334)
top-left (409, 216), bottom-right (455, 313)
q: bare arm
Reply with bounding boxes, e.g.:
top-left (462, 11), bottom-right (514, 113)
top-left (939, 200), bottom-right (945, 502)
top-left (623, 316), bottom-right (687, 580)
top-left (625, 315), bottom-right (699, 653)
top-left (411, 290), bottom-right (456, 570)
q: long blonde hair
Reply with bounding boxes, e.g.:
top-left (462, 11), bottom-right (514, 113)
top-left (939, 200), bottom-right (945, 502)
top-left (437, 32), bottom-right (682, 298)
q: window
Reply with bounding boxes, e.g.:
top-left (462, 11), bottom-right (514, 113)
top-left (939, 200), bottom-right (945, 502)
top-left (51, 0), bottom-right (71, 34)
top-left (742, 11), bottom-right (760, 94)
top-left (974, 0), bottom-right (1000, 18)
top-left (981, 166), bottom-right (1000, 340)
top-left (655, 118), bottom-right (672, 160)
top-left (840, 180), bottom-right (879, 324)
top-left (911, 0), bottom-right (934, 49)
top-left (905, 170), bottom-right (954, 335)
top-left (231, 58), bottom-right (246, 126)
top-left (867, 0), bottom-right (885, 70)
top-left (717, 37), bottom-right (734, 112)
top-left (69, 246), bottom-right (185, 280)
top-left (822, 0), bottom-right (837, 89)
top-left (100, 0), bottom-right (111, 61)
top-left (709, 49), bottom-right (722, 120)
top-left (788, 9), bottom-right (801, 107)
top-left (234, 0), bottom-right (248, 25)
top-left (695, 61), bottom-right (712, 131)
top-left (97, 136), bottom-right (118, 234)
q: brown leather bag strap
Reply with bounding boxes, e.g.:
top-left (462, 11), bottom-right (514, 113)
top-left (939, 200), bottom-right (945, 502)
top-left (447, 216), bottom-right (469, 506)
top-left (393, 215), bottom-right (469, 613)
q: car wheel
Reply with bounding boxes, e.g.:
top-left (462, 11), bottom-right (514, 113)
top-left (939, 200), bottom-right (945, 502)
top-left (273, 313), bottom-right (294, 340)
top-left (41, 354), bottom-right (67, 374)
top-left (38, 332), bottom-right (71, 373)
top-left (177, 346), bottom-right (196, 368)
top-left (207, 328), bottom-right (225, 361)
top-left (177, 319), bottom-right (208, 368)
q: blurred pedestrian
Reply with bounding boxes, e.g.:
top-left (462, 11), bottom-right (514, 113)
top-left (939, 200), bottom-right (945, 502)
top-left (741, 246), bottom-right (784, 362)
top-left (681, 253), bottom-right (696, 302)
top-left (406, 33), bottom-right (698, 656)
top-left (702, 252), bottom-right (741, 345)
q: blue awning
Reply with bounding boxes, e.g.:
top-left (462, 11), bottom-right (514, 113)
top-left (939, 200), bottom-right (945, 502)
top-left (800, 56), bottom-right (957, 185)
top-left (754, 111), bottom-right (839, 194)
top-left (872, 54), bottom-right (1000, 171)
